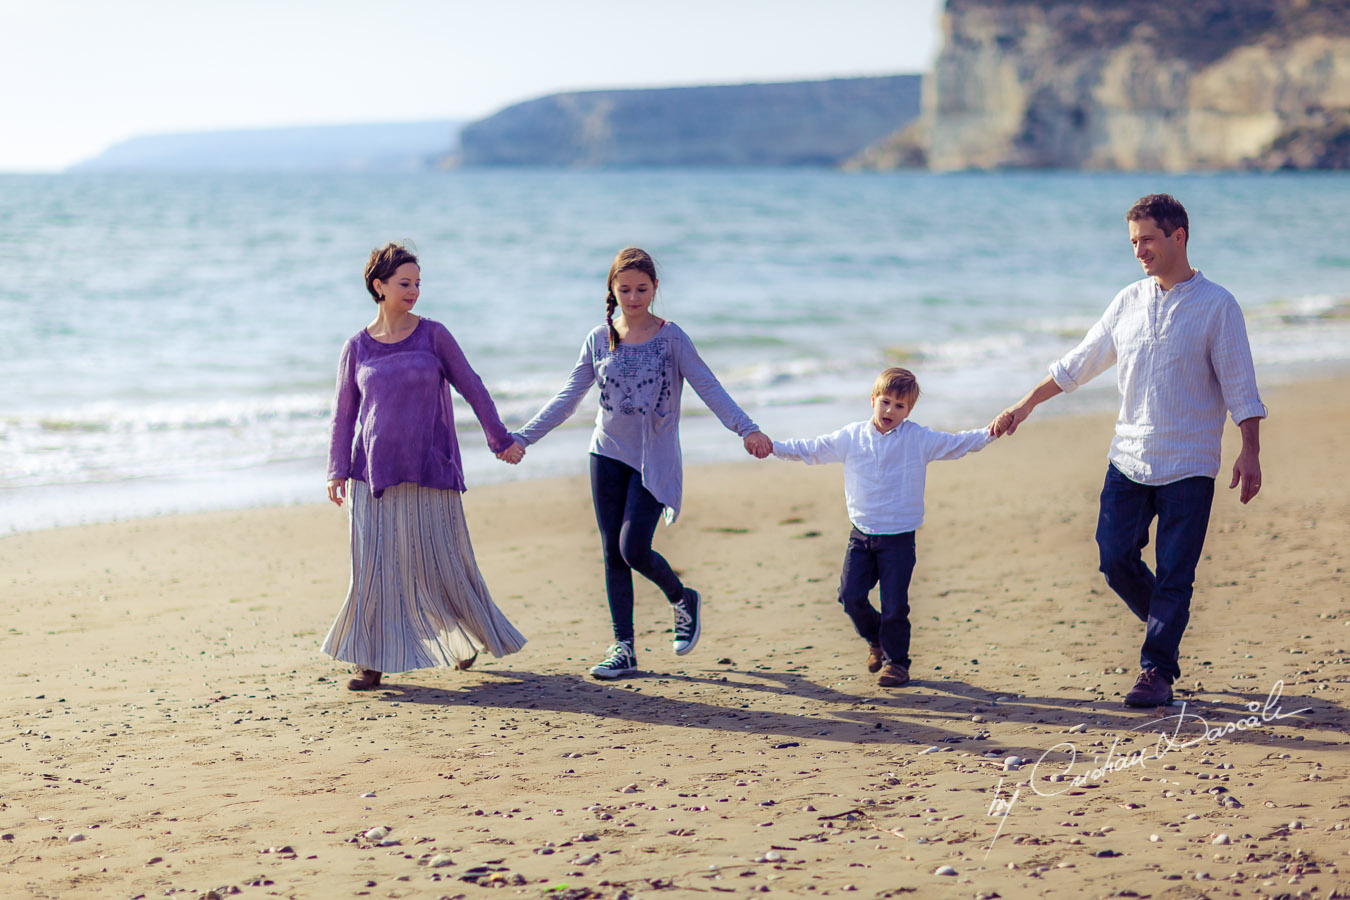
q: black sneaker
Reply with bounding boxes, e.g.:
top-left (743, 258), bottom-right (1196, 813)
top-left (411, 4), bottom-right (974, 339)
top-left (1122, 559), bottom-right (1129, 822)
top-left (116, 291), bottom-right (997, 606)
top-left (589, 641), bottom-right (637, 679)
top-left (672, 588), bottom-right (702, 656)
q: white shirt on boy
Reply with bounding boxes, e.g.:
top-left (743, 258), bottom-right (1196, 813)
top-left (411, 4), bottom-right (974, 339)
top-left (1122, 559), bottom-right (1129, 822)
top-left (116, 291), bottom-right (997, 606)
top-left (773, 420), bottom-right (992, 536)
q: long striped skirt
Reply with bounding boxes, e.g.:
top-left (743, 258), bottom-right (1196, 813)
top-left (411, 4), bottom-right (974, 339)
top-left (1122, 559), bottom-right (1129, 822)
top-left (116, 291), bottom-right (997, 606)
top-left (321, 480), bottom-right (527, 674)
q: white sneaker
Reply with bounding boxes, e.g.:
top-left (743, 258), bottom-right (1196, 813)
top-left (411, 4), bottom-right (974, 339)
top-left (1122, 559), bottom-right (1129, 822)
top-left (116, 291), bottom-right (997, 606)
top-left (589, 640), bottom-right (637, 679)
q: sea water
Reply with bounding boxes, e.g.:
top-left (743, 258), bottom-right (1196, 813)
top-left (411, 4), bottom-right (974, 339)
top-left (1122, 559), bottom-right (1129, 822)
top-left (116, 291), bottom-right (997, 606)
top-left (2, 169), bottom-right (1347, 532)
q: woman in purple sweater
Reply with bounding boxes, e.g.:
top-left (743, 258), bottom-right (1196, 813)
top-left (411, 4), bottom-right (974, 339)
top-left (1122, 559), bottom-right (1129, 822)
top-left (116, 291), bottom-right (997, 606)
top-left (323, 242), bottom-right (526, 691)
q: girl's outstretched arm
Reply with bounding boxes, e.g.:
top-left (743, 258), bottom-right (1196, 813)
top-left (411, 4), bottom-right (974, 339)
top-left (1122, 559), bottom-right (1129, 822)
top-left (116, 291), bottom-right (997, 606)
top-left (672, 326), bottom-right (760, 438)
top-left (512, 331), bottom-right (599, 447)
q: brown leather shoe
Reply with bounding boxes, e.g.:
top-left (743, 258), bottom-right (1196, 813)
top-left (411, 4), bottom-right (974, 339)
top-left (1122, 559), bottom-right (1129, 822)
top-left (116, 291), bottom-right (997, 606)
top-left (877, 662), bottom-right (910, 687)
top-left (347, 668), bottom-right (382, 691)
top-left (866, 644), bottom-right (884, 673)
top-left (1124, 668), bottom-right (1173, 707)
top-left (455, 652), bottom-right (478, 671)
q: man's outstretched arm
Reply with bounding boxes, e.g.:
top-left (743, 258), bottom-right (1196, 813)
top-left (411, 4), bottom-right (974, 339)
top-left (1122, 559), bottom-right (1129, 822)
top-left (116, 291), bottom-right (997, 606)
top-left (990, 375), bottom-right (1064, 436)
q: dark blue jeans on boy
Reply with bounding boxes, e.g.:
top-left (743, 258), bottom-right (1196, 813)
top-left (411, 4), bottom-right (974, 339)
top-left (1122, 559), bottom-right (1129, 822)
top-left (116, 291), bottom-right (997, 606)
top-left (838, 527), bottom-right (917, 668)
top-left (1095, 464), bottom-right (1214, 684)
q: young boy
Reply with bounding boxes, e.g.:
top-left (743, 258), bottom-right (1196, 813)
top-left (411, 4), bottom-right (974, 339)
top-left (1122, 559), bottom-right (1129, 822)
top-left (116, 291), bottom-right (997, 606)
top-left (771, 367), bottom-right (1006, 687)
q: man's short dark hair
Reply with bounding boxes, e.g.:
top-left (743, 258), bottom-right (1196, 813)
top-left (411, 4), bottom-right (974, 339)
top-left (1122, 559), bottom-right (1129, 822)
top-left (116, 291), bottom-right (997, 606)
top-left (1127, 194), bottom-right (1189, 244)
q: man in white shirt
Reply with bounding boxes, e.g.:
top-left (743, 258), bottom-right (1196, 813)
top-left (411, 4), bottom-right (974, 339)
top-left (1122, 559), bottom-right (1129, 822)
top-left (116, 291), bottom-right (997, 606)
top-left (993, 194), bottom-right (1266, 708)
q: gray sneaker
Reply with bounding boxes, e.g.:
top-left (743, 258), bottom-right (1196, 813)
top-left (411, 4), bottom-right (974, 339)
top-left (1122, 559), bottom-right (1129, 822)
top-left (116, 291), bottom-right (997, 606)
top-left (672, 588), bottom-right (702, 656)
top-left (590, 640), bottom-right (637, 679)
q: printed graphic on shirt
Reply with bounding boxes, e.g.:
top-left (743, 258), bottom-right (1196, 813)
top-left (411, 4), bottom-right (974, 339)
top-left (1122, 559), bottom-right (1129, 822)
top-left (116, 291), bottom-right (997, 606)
top-left (596, 337), bottom-right (673, 418)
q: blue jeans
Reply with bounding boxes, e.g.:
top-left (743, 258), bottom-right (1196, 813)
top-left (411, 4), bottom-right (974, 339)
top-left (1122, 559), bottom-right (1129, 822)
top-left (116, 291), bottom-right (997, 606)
top-left (590, 454), bottom-right (684, 643)
top-left (1095, 464), bottom-right (1214, 683)
top-left (838, 528), bottom-right (917, 668)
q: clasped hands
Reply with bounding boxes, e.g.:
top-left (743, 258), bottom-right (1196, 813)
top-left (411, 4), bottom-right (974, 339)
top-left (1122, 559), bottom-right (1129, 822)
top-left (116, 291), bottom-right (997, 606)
top-left (496, 441), bottom-right (526, 465)
top-left (744, 431), bottom-right (772, 459)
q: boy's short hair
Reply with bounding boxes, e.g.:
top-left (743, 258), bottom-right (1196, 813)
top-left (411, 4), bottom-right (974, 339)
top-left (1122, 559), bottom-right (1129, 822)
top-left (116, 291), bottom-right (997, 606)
top-left (872, 367), bottom-right (921, 404)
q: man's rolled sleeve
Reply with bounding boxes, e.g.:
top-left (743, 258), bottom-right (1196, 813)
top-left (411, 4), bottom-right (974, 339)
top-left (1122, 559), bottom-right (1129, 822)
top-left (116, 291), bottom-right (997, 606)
top-left (1049, 317), bottom-right (1115, 394)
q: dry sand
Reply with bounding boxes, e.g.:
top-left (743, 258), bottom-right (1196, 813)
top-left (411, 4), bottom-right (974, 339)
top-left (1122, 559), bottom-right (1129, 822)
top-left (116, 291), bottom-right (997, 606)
top-left (2, 378), bottom-right (1347, 900)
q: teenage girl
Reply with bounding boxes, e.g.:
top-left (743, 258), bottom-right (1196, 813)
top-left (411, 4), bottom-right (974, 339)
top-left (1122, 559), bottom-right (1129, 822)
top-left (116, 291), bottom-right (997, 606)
top-left (507, 247), bottom-right (771, 678)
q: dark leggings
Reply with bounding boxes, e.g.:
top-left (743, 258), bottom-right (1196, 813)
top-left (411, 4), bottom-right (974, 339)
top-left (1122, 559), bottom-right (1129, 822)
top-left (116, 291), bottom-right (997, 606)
top-left (590, 453), bottom-right (684, 643)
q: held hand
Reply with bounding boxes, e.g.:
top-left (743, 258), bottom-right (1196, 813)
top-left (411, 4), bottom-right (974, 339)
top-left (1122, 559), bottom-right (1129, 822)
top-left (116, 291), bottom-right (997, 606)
top-left (744, 431), bottom-right (773, 459)
top-left (991, 405), bottom-right (1029, 437)
top-left (1230, 450), bottom-right (1261, 504)
top-left (327, 478), bottom-right (346, 507)
top-left (497, 441), bottom-right (526, 465)
top-left (988, 410), bottom-right (1014, 438)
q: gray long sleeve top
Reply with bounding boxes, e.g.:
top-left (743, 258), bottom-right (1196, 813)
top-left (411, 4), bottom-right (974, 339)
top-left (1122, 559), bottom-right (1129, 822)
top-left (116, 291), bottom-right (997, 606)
top-left (512, 322), bottom-right (759, 523)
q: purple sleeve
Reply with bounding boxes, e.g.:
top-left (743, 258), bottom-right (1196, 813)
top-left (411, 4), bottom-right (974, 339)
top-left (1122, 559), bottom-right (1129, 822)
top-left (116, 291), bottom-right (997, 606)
top-left (327, 338), bottom-right (359, 481)
top-left (432, 324), bottom-right (513, 454)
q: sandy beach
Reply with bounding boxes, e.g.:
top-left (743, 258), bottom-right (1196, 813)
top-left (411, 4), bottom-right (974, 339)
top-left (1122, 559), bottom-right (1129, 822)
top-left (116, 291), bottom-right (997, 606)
top-left (2, 378), bottom-right (1347, 900)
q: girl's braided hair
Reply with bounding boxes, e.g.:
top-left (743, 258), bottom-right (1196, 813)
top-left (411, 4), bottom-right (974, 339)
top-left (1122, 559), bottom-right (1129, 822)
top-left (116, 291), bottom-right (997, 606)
top-left (604, 247), bottom-right (659, 351)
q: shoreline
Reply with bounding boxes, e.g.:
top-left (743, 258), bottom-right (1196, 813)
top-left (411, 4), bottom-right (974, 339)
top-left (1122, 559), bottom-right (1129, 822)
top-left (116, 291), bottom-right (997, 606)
top-left (7, 363), bottom-right (1346, 537)
top-left (1, 377), bottom-right (1347, 898)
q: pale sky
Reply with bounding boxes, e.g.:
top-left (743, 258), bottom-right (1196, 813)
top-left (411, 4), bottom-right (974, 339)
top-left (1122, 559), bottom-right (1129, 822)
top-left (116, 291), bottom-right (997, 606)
top-left (0, 0), bottom-right (943, 172)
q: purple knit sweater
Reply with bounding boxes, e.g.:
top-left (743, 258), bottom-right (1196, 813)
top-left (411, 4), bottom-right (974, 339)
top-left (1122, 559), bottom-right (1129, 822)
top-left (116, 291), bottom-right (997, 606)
top-left (327, 318), bottom-right (512, 497)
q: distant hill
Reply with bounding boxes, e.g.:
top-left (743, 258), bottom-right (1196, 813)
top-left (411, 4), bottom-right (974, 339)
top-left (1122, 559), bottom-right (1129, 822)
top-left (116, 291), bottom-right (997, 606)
top-left (71, 121), bottom-right (463, 172)
top-left (452, 76), bottom-right (921, 167)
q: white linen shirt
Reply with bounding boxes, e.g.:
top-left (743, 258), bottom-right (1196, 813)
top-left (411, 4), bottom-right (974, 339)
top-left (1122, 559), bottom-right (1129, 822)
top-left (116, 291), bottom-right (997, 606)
top-left (1049, 270), bottom-right (1266, 485)
top-left (772, 419), bottom-right (993, 535)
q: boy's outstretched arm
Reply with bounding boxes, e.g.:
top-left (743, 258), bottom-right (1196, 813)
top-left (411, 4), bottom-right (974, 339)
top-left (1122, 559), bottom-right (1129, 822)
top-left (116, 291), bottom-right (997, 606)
top-left (990, 375), bottom-right (1063, 436)
top-left (772, 429), bottom-right (848, 465)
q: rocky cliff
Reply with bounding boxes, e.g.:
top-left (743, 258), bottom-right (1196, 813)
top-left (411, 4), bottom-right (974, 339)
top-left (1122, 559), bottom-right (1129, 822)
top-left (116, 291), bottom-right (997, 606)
top-left (453, 76), bottom-right (920, 167)
top-left (857, 0), bottom-right (1350, 171)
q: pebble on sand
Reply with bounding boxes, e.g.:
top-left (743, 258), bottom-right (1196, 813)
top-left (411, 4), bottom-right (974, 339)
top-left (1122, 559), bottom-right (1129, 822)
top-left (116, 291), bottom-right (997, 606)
top-left (935, 866), bottom-right (957, 876)
top-left (1003, 756), bottom-right (1022, 771)
top-left (1068, 723), bottom-right (1088, 734)
top-left (1213, 834), bottom-right (1230, 845)
top-left (363, 827), bottom-right (390, 842)
top-left (66, 833), bottom-right (85, 842)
